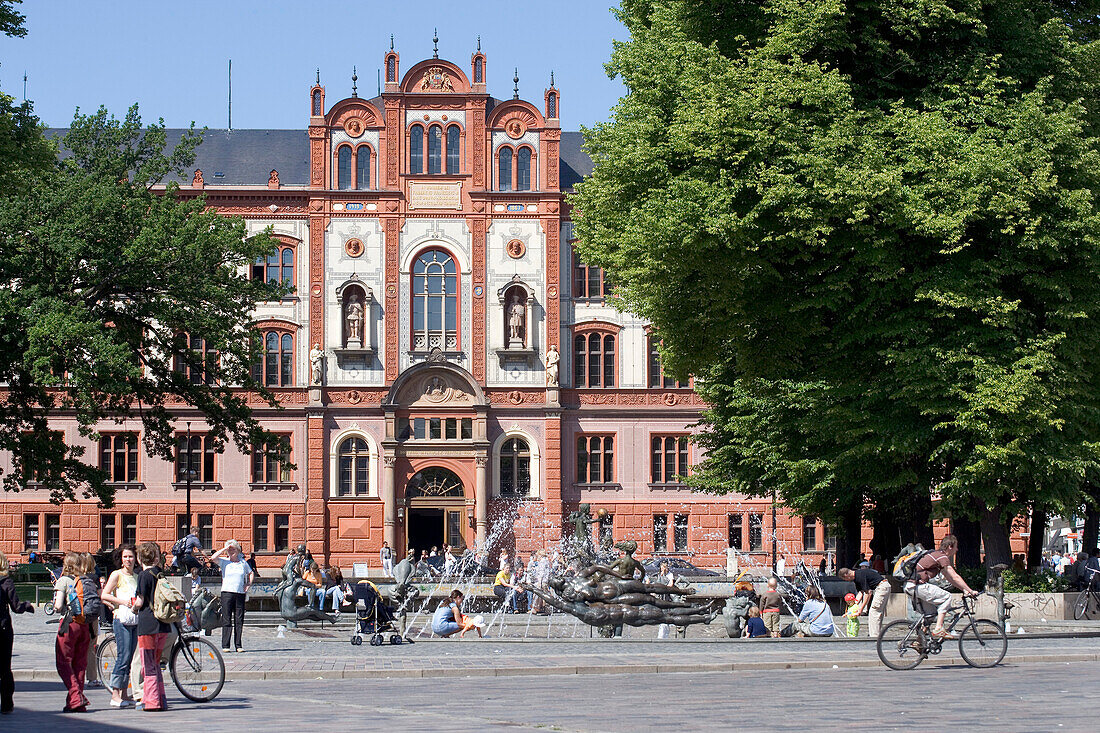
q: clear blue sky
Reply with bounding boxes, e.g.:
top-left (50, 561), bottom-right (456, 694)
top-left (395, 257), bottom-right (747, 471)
top-left (0, 0), bottom-right (627, 131)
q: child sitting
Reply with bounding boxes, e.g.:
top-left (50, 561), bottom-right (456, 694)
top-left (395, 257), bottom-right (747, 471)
top-left (844, 592), bottom-right (860, 638)
top-left (743, 606), bottom-right (768, 638)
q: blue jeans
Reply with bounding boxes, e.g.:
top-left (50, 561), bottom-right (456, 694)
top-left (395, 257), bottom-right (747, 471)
top-left (110, 619), bottom-right (137, 692)
top-left (315, 586), bottom-right (344, 611)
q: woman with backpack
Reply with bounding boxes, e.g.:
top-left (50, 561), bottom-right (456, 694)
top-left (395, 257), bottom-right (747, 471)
top-left (1, 550), bottom-right (35, 715)
top-left (100, 544), bottom-right (138, 708)
top-left (131, 542), bottom-right (170, 712)
top-left (52, 552), bottom-right (94, 712)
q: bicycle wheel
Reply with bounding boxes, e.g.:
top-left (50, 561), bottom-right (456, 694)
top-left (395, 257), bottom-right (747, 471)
top-left (169, 635), bottom-right (225, 702)
top-left (1073, 589), bottom-right (1091, 621)
top-left (958, 619), bottom-right (1007, 668)
top-left (877, 619), bottom-right (927, 670)
top-left (95, 634), bottom-right (118, 684)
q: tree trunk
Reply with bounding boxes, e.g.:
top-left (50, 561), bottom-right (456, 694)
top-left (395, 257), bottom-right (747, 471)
top-left (835, 495), bottom-right (864, 570)
top-left (980, 505), bottom-right (1013, 569)
top-left (1084, 486), bottom-right (1100, 555)
top-left (900, 484), bottom-right (935, 550)
top-left (869, 507), bottom-right (901, 566)
top-left (1026, 507), bottom-right (1047, 571)
top-left (951, 512), bottom-right (982, 569)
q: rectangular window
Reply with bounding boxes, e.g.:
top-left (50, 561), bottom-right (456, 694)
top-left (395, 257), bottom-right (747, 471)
top-left (100, 514), bottom-right (116, 551)
top-left (251, 436), bottom-right (291, 483)
top-left (749, 513), bottom-right (763, 552)
top-left (198, 514), bottom-right (213, 549)
top-left (599, 512), bottom-right (614, 544)
top-left (176, 433), bottom-right (215, 482)
top-left (430, 417), bottom-right (442, 439)
top-left (825, 524), bottom-right (837, 552)
top-left (572, 245), bottom-right (605, 299)
top-left (461, 418), bottom-right (472, 439)
top-left (650, 436), bottom-right (689, 484)
top-left (23, 514), bottom-right (39, 551)
top-left (122, 514), bottom-right (138, 546)
top-left (802, 516), bottom-right (819, 552)
top-left (653, 514), bottom-right (668, 553)
top-left (253, 514), bottom-right (269, 552)
top-left (647, 337), bottom-right (686, 389)
top-left (575, 435), bottom-right (614, 484)
top-left (274, 514), bottom-right (290, 552)
top-left (99, 433), bottom-right (139, 482)
top-left (728, 514), bottom-right (743, 550)
top-left (673, 513), bottom-right (689, 552)
top-left (408, 417), bottom-right (473, 441)
top-left (45, 514), bottom-right (61, 551)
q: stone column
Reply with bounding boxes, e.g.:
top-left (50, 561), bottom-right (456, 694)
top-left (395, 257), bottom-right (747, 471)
top-left (382, 454), bottom-right (397, 552)
top-left (475, 455), bottom-right (488, 549)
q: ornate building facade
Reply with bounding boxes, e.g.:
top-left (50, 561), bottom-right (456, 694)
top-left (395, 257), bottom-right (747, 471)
top-left (1, 47), bottom-right (838, 572)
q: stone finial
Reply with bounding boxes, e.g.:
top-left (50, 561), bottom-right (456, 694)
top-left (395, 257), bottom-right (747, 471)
top-left (192, 169), bottom-right (204, 188)
top-left (351, 65), bottom-right (358, 97)
top-left (513, 68), bottom-right (519, 99)
top-left (433, 28), bottom-right (439, 58)
top-left (268, 169), bottom-right (280, 189)
top-left (315, 68), bottom-right (320, 85)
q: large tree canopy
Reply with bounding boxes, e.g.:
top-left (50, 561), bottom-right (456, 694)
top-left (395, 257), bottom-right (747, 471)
top-left (571, 0), bottom-right (1100, 562)
top-left (0, 105), bottom-right (287, 504)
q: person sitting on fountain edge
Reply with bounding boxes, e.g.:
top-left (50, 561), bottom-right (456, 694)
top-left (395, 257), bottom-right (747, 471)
top-left (743, 607), bottom-right (768, 638)
top-left (795, 586), bottom-right (835, 637)
top-left (431, 590), bottom-right (482, 638)
top-left (494, 562), bottom-right (522, 613)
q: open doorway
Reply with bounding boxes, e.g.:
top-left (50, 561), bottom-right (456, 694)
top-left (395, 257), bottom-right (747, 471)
top-left (407, 507), bottom-right (445, 559)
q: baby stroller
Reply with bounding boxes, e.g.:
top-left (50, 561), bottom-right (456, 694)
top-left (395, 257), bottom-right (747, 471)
top-left (349, 581), bottom-right (407, 647)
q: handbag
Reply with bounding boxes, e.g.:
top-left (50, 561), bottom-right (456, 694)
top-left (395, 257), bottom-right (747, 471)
top-left (114, 605), bottom-right (138, 626)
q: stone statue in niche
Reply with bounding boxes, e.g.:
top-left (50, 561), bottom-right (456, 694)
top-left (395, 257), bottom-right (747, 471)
top-left (309, 343), bottom-right (324, 385)
top-left (345, 292), bottom-right (364, 347)
top-left (545, 344), bottom-right (560, 386)
top-left (507, 292), bottom-right (526, 348)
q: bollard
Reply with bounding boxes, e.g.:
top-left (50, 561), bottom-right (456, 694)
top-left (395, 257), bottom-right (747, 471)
top-left (276, 624), bottom-right (286, 638)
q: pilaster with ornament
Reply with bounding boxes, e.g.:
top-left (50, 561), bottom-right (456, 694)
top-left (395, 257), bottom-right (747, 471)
top-left (471, 108), bottom-right (485, 189)
top-left (308, 125), bottom-right (327, 188)
top-left (306, 408), bottom-right (328, 554)
top-left (470, 217), bottom-right (486, 382)
top-left (544, 128), bottom-right (560, 190)
top-left (384, 97), bottom-right (400, 187)
top-left (384, 217), bottom-right (401, 382)
top-left (542, 207), bottom-right (563, 541)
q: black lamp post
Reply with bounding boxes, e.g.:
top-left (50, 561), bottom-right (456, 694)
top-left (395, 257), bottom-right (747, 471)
top-left (771, 486), bottom-right (778, 575)
top-left (185, 421), bottom-right (193, 532)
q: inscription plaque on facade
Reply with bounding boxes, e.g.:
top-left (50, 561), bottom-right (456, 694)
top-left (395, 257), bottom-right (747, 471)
top-left (408, 181), bottom-right (462, 210)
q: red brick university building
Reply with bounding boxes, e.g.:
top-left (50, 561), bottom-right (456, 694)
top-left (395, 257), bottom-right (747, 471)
top-left (0, 46), bottom-right (848, 573)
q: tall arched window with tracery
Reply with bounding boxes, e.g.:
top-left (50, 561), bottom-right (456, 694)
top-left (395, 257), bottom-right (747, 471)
top-left (337, 436), bottom-right (370, 496)
top-left (427, 125), bottom-right (442, 174)
top-left (499, 437), bottom-right (531, 497)
top-left (446, 125), bottom-right (460, 173)
top-left (498, 147), bottom-right (513, 191)
top-left (410, 125), bottom-right (424, 173)
top-left (337, 146), bottom-right (352, 190)
top-left (517, 146), bottom-right (532, 191)
top-left (412, 249), bottom-right (459, 351)
top-left (573, 330), bottom-right (616, 387)
top-left (356, 145), bottom-right (371, 189)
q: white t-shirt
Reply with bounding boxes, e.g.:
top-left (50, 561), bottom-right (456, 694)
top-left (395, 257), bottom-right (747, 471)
top-left (217, 557), bottom-right (251, 594)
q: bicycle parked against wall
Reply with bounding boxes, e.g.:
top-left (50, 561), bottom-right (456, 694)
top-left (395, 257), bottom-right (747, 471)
top-left (1073, 567), bottom-right (1100, 621)
top-left (877, 591), bottom-right (1008, 670)
top-left (95, 620), bottom-right (225, 702)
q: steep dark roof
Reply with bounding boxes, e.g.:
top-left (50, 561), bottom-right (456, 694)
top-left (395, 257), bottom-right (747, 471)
top-left (46, 127), bottom-right (592, 189)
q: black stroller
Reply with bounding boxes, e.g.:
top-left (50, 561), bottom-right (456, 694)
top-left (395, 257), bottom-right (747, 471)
top-left (349, 581), bottom-right (407, 646)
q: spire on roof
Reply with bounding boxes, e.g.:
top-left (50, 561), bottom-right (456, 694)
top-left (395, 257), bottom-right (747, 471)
top-left (550, 70), bottom-right (555, 88)
top-left (390, 34), bottom-right (394, 50)
top-left (477, 35), bottom-right (481, 52)
top-left (352, 65), bottom-right (358, 97)
top-left (316, 68), bottom-right (320, 85)
top-left (513, 68), bottom-right (520, 99)
top-left (433, 28), bottom-right (439, 58)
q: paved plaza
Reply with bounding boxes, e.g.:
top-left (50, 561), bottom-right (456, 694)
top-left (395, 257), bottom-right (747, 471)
top-left (5, 613), bottom-right (1100, 730)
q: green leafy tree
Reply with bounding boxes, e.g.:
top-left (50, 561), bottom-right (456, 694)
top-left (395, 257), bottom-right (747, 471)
top-left (0, 105), bottom-right (288, 504)
top-left (572, 0), bottom-right (1100, 565)
top-left (0, 0), bottom-right (54, 192)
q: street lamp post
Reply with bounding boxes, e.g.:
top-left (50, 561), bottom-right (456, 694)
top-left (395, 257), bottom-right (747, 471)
top-left (771, 486), bottom-right (778, 575)
top-left (185, 421), bottom-right (193, 532)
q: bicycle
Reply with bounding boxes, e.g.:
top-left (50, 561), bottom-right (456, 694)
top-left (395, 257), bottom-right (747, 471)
top-left (877, 591), bottom-right (1008, 670)
top-left (95, 620), bottom-right (225, 702)
top-left (1072, 567), bottom-right (1100, 621)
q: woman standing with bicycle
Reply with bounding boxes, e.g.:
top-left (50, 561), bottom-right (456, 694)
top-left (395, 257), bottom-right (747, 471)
top-left (100, 545), bottom-right (138, 708)
top-left (132, 542), bottom-right (170, 712)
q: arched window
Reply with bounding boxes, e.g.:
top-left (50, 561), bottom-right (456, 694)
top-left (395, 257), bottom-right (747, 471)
top-left (500, 437), bottom-right (531, 497)
top-left (311, 90), bottom-right (322, 116)
top-left (573, 331), bottom-right (616, 387)
top-left (387, 56), bottom-right (396, 83)
top-left (427, 125), bottom-right (442, 174)
top-left (252, 242), bottom-right (295, 288)
top-left (517, 147), bottom-right (532, 191)
top-left (498, 147), bottom-right (513, 191)
top-left (446, 125), bottom-right (460, 173)
top-left (337, 146), bottom-right (352, 190)
top-left (337, 437), bottom-right (370, 496)
top-left (474, 57), bottom-right (483, 84)
top-left (547, 91), bottom-right (557, 118)
top-left (412, 249), bottom-right (458, 351)
top-left (252, 330), bottom-right (294, 387)
top-left (410, 125), bottom-right (424, 173)
top-left (356, 145), bottom-right (371, 189)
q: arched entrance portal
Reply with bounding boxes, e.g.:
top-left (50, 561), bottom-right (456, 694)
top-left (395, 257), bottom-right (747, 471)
top-left (405, 467), bottom-right (466, 556)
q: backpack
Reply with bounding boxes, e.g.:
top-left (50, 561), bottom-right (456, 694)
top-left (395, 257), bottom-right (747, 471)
top-left (893, 549), bottom-right (934, 582)
top-left (66, 575), bottom-right (102, 625)
top-left (153, 574), bottom-right (186, 623)
top-left (171, 536), bottom-right (189, 558)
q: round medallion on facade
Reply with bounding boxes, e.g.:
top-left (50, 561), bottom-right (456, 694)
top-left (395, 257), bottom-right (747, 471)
top-left (508, 390), bottom-right (523, 405)
top-left (506, 239), bottom-right (526, 259)
top-left (343, 117), bottom-right (365, 137)
top-left (473, 285), bottom-right (484, 298)
top-left (344, 238), bottom-right (364, 258)
top-left (547, 285), bottom-right (558, 299)
top-left (421, 375), bottom-right (450, 403)
top-left (348, 390), bottom-right (363, 404)
top-left (442, 115), bottom-right (448, 121)
top-left (663, 393), bottom-right (678, 406)
top-left (311, 283), bottom-right (322, 297)
top-left (386, 284), bottom-right (397, 298)
top-left (505, 118), bottom-right (527, 139)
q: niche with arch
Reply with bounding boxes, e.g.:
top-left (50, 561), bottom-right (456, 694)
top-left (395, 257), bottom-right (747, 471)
top-left (333, 276), bottom-right (376, 366)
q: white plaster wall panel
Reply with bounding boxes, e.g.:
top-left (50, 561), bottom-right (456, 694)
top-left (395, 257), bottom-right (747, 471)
top-left (327, 219), bottom-right (385, 385)
top-left (485, 219), bottom-right (546, 386)
top-left (245, 218), bottom-right (309, 386)
top-left (404, 110), bottom-right (466, 126)
top-left (330, 130), bottom-right (381, 189)
top-left (491, 131), bottom-right (540, 189)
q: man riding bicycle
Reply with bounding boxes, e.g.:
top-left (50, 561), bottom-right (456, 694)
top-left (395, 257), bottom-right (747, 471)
top-left (904, 535), bottom-right (978, 640)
